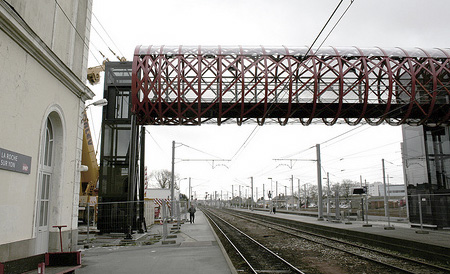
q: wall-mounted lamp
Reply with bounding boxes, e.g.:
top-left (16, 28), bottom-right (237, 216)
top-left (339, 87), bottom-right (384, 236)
top-left (84, 98), bottom-right (108, 110)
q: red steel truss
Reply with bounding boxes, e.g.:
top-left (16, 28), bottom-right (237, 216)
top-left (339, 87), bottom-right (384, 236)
top-left (132, 46), bottom-right (450, 126)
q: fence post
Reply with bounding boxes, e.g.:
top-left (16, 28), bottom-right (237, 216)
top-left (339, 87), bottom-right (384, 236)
top-left (176, 201), bottom-right (181, 230)
top-left (416, 194), bottom-right (429, 234)
top-left (335, 189), bottom-right (341, 222)
top-left (162, 203), bottom-right (168, 240)
top-left (363, 193), bottom-right (372, 227)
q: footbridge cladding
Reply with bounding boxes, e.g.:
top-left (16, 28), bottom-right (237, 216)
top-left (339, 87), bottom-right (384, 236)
top-left (131, 46), bottom-right (450, 126)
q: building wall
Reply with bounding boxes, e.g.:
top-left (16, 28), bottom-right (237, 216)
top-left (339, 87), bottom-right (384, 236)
top-left (377, 184), bottom-right (406, 197)
top-left (367, 182), bottom-right (381, 196)
top-left (7, 0), bottom-right (91, 81)
top-left (0, 0), bottom-right (93, 261)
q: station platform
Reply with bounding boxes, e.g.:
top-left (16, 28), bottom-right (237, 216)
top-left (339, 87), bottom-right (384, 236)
top-left (236, 208), bottom-right (450, 250)
top-left (77, 210), bottom-right (236, 274)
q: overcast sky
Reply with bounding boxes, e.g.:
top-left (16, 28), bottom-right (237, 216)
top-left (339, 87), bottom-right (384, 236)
top-left (86, 0), bottom-right (450, 199)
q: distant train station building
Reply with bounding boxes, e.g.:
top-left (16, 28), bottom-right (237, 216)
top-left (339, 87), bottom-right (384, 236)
top-left (0, 0), bottom-right (94, 261)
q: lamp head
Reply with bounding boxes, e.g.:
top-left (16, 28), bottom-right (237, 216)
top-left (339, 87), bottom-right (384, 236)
top-left (92, 98), bottom-right (108, 107)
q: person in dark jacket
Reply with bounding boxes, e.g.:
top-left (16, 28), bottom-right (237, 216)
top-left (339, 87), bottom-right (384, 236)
top-left (188, 205), bottom-right (196, 223)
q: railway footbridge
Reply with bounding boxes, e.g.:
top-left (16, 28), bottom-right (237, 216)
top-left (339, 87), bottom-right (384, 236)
top-left (97, 45), bottom-right (450, 235)
top-left (132, 46), bottom-right (449, 126)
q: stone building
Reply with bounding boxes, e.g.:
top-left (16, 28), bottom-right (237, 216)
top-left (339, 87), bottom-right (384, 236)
top-left (0, 0), bottom-right (94, 260)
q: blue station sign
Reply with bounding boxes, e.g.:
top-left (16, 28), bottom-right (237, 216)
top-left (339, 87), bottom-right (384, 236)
top-left (0, 147), bottom-right (32, 174)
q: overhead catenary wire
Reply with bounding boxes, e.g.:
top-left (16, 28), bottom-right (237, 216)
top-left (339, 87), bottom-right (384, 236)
top-left (315, 0), bottom-right (356, 50)
top-left (230, 126), bottom-right (261, 161)
top-left (305, 0), bottom-right (345, 56)
top-left (145, 128), bottom-right (165, 153)
top-left (179, 143), bottom-right (224, 160)
top-left (230, 1), bottom-right (356, 164)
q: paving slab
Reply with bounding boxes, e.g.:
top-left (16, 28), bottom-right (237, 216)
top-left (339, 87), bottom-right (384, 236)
top-left (77, 211), bottom-right (235, 274)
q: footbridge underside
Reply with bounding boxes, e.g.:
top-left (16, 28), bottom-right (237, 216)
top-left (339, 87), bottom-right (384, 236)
top-left (132, 46), bottom-right (450, 126)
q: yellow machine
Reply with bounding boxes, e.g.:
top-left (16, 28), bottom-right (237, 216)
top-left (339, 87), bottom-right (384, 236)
top-left (79, 110), bottom-right (99, 223)
top-left (86, 50), bottom-right (126, 85)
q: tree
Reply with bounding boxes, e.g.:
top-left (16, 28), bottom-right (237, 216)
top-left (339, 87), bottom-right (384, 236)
top-left (339, 179), bottom-right (359, 201)
top-left (150, 169), bottom-right (179, 189)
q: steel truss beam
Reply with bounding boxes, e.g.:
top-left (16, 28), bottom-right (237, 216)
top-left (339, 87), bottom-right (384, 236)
top-left (132, 46), bottom-right (450, 126)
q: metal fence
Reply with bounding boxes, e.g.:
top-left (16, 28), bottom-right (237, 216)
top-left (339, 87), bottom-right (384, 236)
top-left (81, 199), bottom-right (194, 241)
top-left (407, 193), bottom-right (450, 229)
top-left (83, 200), bottom-right (154, 236)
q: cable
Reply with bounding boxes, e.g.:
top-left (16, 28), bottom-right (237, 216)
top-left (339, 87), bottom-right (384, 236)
top-left (230, 126), bottom-right (260, 161)
top-left (321, 124), bottom-right (365, 146)
top-left (90, 24), bottom-right (112, 52)
top-left (179, 143), bottom-right (223, 159)
top-left (279, 145), bottom-right (316, 159)
top-left (92, 13), bottom-right (125, 57)
top-left (53, 0), bottom-right (102, 66)
top-left (305, 0), bottom-right (345, 56)
top-left (316, 0), bottom-right (356, 50)
top-left (145, 129), bottom-right (165, 153)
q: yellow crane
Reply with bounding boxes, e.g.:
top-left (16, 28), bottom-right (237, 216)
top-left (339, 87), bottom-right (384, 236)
top-left (79, 110), bottom-right (99, 223)
top-left (87, 49), bottom-right (126, 85)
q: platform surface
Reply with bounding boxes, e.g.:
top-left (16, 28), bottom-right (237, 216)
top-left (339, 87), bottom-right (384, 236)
top-left (77, 211), bottom-right (235, 274)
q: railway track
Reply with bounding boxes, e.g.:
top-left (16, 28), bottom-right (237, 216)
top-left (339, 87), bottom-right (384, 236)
top-left (207, 207), bottom-right (450, 274)
top-left (203, 208), bottom-right (305, 274)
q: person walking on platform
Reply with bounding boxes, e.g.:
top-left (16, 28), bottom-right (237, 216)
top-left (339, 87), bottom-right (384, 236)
top-left (188, 204), bottom-right (196, 224)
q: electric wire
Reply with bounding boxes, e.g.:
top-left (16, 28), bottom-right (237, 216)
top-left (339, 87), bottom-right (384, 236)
top-left (53, 0), bottom-right (102, 65)
top-left (145, 129), bottom-right (165, 153)
top-left (315, 0), bottom-right (356, 50)
top-left (230, 1), bottom-right (356, 164)
top-left (91, 13), bottom-right (125, 57)
top-left (230, 126), bottom-right (260, 161)
top-left (179, 143), bottom-right (223, 159)
top-left (305, 0), bottom-right (345, 56)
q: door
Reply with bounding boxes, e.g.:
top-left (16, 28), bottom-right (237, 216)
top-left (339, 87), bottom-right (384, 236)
top-left (36, 118), bottom-right (53, 254)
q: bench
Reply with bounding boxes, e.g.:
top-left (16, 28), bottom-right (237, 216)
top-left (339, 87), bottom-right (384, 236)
top-left (0, 252), bottom-right (81, 274)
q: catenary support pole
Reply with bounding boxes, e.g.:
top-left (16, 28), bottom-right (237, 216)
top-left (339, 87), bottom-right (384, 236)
top-left (276, 181), bottom-right (278, 209)
top-left (188, 177), bottom-right (191, 209)
top-left (171, 141), bottom-right (175, 220)
top-left (382, 159), bottom-right (394, 230)
top-left (326, 172), bottom-right (330, 220)
top-left (126, 114), bottom-right (138, 239)
top-left (316, 144), bottom-right (324, 220)
top-left (139, 126), bottom-right (145, 233)
top-left (298, 179), bottom-right (301, 211)
top-left (251, 177), bottom-right (254, 211)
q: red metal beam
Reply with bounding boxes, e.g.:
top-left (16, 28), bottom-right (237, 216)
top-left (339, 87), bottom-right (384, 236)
top-left (132, 46), bottom-right (450, 126)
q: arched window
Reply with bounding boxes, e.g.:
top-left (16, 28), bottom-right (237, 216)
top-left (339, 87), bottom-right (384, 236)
top-left (36, 118), bottom-right (54, 252)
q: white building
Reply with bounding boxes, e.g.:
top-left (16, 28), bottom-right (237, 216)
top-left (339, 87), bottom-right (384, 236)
top-left (377, 184), bottom-right (406, 197)
top-left (367, 182), bottom-right (381, 196)
top-left (0, 0), bottom-right (94, 261)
